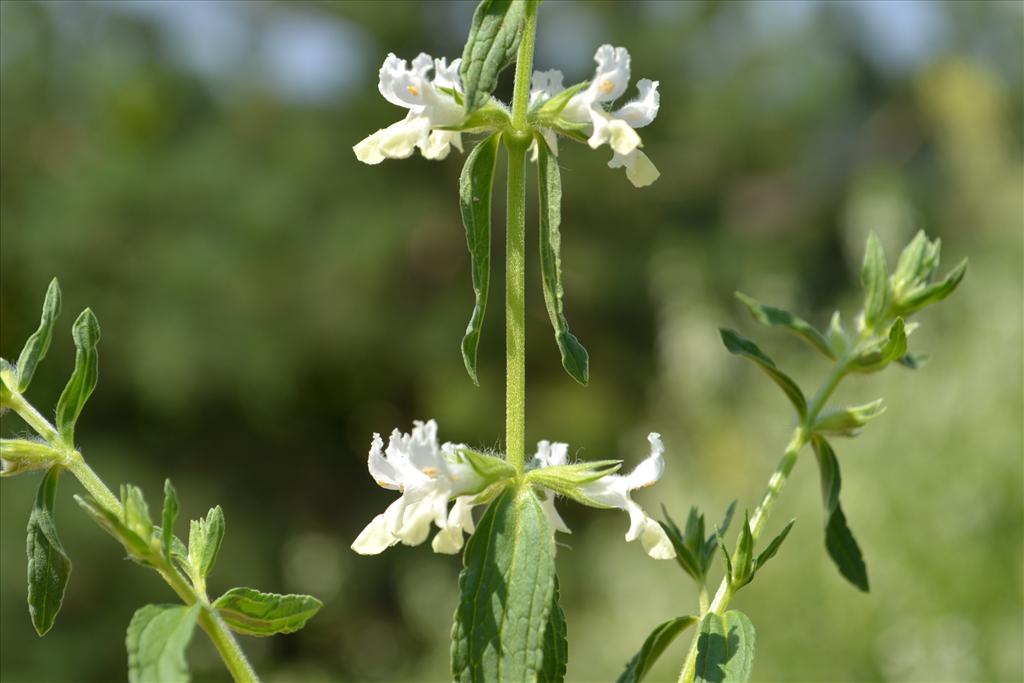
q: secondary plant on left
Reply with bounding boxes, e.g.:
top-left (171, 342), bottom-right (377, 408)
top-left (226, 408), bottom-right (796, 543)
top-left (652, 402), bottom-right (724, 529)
top-left (1, 279), bottom-right (321, 683)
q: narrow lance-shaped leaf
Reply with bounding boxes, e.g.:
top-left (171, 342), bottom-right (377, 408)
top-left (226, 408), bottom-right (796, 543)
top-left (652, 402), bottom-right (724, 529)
top-left (617, 615), bottom-right (698, 683)
top-left (213, 588), bottom-right (322, 636)
top-left (54, 309), bottom-right (100, 447)
top-left (812, 437), bottom-right (869, 592)
top-left (452, 486), bottom-right (557, 682)
top-left (851, 318), bottom-right (907, 373)
top-left (734, 292), bottom-right (834, 359)
top-left (540, 576), bottom-right (567, 683)
top-left (16, 278), bottom-right (62, 392)
top-left (861, 231), bottom-right (890, 329)
top-left (460, 0), bottom-right (527, 113)
top-left (895, 258), bottom-right (967, 315)
top-left (460, 133), bottom-right (502, 385)
top-left (703, 500), bottom-right (737, 569)
top-left (161, 480), bottom-right (179, 561)
top-left (719, 329), bottom-right (806, 418)
top-left (659, 507), bottom-right (702, 581)
top-left (730, 511), bottom-right (754, 588)
top-left (26, 466), bottom-right (72, 636)
top-left (73, 494), bottom-right (151, 558)
top-left (126, 603), bottom-right (200, 683)
top-left (753, 519), bottom-right (794, 575)
top-left (537, 134), bottom-right (589, 385)
top-left (694, 610), bottom-right (756, 683)
top-left (812, 398), bottom-right (886, 437)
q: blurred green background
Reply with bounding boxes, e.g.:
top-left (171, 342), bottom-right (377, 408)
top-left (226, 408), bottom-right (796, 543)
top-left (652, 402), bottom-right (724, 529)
top-left (1, 1), bottom-right (1021, 681)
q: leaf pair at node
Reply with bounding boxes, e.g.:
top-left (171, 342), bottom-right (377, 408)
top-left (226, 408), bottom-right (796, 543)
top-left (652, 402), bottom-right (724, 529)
top-left (459, 132), bottom-right (589, 386)
top-left (659, 501), bottom-right (736, 585)
top-left (715, 512), bottom-right (794, 592)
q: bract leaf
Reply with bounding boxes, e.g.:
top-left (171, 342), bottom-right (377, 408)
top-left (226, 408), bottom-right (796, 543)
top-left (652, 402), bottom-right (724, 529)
top-left (812, 398), bottom-right (886, 437)
top-left (753, 519), bottom-right (794, 575)
top-left (719, 329), bottom-right (806, 418)
top-left (161, 480), bottom-right (179, 562)
top-left (16, 278), bottom-right (62, 392)
top-left (860, 231), bottom-right (890, 329)
top-left (26, 466), bottom-right (71, 635)
top-left (460, 133), bottom-right (502, 385)
top-left (735, 292), bottom-right (834, 359)
top-left (54, 308), bottom-right (100, 447)
top-left (537, 134), bottom-right (589, 385)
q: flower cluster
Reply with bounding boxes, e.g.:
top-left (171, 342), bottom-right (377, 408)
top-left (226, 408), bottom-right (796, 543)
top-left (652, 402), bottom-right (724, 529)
top-left (351, 420), bottom-right (675, 560)
top-left (353, 45), bottom-right (661, 187)
top-left (530, 45), bottom-right (661, 187)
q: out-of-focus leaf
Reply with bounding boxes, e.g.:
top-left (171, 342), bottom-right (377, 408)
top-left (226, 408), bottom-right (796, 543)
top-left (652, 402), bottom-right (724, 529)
top-left (719, 329), bottom-right (806, 418)
top-left (812, 398), bottom-right (886, 437)
top-left (616, 615), bottom-right (698, 683)
top-left (861, 231), bottom-right (890, 329)
top-left (735, 292), bottom-right (834, 359)
top-left (812, 437), bottom-right (869, 592)
top-left (26, 466), bottom-right (71, 636)
top-left (126, 603), bottom-right (200, 683)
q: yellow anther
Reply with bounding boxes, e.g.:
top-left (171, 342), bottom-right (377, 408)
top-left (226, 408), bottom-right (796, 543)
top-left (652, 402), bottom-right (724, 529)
top-left (422, 466), bottom-right (439, 477)
top-left (407, 85), bottom-right (420, 97)
top-left (598, 79), bottom-right (615, 95)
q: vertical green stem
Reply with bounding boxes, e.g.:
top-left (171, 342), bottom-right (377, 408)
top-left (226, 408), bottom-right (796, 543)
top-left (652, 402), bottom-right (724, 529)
top-left (504, 0), bottom-right (538, 473)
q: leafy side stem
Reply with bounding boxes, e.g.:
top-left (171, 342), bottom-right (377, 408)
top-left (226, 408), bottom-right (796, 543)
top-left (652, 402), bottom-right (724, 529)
top-left (677, 356), bottom-right (852, 682)
top-left (5, 389), bottom-right (258, 683)
top-left (504, 0), bottom-right (537, 472)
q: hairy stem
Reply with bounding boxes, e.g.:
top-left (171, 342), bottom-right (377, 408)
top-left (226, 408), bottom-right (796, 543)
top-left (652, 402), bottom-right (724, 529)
top-left (504, 0), bottom-right (538, 473)
top-left (677, 357), bottom-right (851, 682)
top-left (5, 390), bottom-right (259, 683)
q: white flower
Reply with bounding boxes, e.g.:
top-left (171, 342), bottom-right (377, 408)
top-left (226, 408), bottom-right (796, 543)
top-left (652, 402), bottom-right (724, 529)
top-left (529, 45), bottom-right (661, 187)
top-left (354, 53), bottom-right (467, 165)
top-left (530, 433), bottom-right (674, 560)
top-left (351, 420), bottom-right (487, 555)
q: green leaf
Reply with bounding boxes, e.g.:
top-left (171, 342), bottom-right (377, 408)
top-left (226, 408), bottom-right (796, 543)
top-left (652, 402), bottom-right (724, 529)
top-left (526, 460), bottom-right (621, 504)
top-left (451, 486), bottom-right (557, 682)
top-left (213, 587), bottom-right (322, 637)
top-left (537, 134), bottom-right (589, 385)
top-left (161, 480), bottom-right (179, 562)
top-left (54, 308), bottom-right (100, 447)
top-left (659, 508), bottom-right (703, 581)
top-left (540, 576), bottom-right (567, 683)
top-left (895, 258), bottom-right (967, 315)
top-left (730, 512), bottom-right (754, 588)
top-left (716, 530), bottom-right (733, 580)
top-left (812, 398), bottom-right (886, 437)
top-left (719, 329), bottom-right (806, 418)
top-left (460, 447), bottom-right (517, 483)
top-left (860, 231), bottom-right (890, 329)
top-left (16, 278), bottom-right (62, 392)
top-left (891, 230), bottom-right (933, 293)
top-left (616, 615), bottom-right (698, 683)
top-left (812, 437), bottom-right (869, 592)
top-left (459, 0), bottom-right (527, 113)
top-left (126, 603), bottom-right (200, 683)
top-left (827, 311), bottom-right (850, 358)
top-left (753, 520), bottom-right (794, 575)
top-left (1, 438), bottom-right (60, 477)
top-left (26, 466), bottom-right (71, 636)
top-left (851, 318), bottom-right (907, 373)
top-left (189, 506), bottom-right (224, 579)
top-left (460, 133), bottom-right (502, 385)
top-left (694, 610), bottom-right (756, 683)
top-left (703, 500), bottom-right (737, 568)
top-left (734, 292), bottom-right (834, 359)
top-left (74, 494), bottom-right (151, 559)
top-left (123, 484), bottom-right (155, 543)
top-left (533, 80), bottom-right (589, 119)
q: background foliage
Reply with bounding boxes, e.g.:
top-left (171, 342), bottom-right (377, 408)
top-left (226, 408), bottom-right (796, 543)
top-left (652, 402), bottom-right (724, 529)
top-left (1, 1), bottom-right (1021, 681)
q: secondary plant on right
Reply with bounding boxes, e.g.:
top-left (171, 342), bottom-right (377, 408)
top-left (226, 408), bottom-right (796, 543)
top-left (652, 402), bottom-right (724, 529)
top-left (617, 230), bottom-right (966, 682)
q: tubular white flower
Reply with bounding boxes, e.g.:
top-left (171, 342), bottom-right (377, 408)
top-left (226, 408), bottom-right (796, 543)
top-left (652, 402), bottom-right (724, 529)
top-left (530, 46), bottom-right (661, 187)
top-left (528, 434), bottom-right (673, 559)
top-left (351, 420), bottom-right (488, 555)
top-left (354, 53), bottom-right (467, 165)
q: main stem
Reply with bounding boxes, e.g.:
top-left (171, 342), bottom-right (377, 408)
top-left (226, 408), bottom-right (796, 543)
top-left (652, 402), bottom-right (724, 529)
top-left (6, 390), bottom-right (258, 683)
top-left (677, 358), bottom-right (850, 683)
top-left (504, 0), bottom-right (538, 473)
